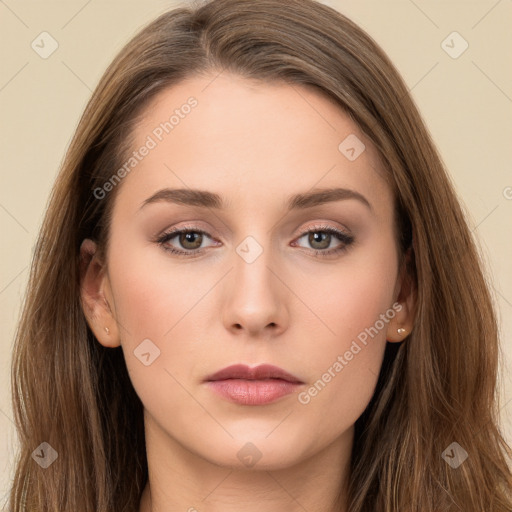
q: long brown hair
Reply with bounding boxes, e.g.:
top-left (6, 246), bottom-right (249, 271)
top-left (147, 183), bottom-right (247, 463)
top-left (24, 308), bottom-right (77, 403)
top-left (8, 0), bottom-right (512, 510)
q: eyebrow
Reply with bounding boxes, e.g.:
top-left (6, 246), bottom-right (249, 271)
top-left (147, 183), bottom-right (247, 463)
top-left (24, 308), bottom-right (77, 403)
top-left (138, 186), bottom-right (372, 212)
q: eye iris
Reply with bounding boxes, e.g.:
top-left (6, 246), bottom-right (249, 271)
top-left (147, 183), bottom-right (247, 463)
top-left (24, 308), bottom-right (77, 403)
top-left (309, 231), bottom-right (330, 250)
top-left (180, 231), bottom-right (203, 249)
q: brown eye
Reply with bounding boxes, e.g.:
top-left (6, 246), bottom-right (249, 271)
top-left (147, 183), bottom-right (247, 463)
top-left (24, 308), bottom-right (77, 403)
top-left (177, 231), bottom-right (203, 250)
top-left (292, 225), bottom-right (355, 258)
top-left (157, 227), bottom-right (218, 256)
top-left (307, 231), bottom-right (332, 250)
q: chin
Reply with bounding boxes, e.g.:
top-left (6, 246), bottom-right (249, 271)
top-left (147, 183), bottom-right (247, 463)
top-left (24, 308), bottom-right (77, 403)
top-left (193, 427), bottom-right (314, 471)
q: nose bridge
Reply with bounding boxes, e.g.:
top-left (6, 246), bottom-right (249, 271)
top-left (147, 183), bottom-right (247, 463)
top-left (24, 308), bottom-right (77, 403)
top-left (223, 232), bottom-right (285, 333)
top-left (233, 233), bottom-right (276, 296)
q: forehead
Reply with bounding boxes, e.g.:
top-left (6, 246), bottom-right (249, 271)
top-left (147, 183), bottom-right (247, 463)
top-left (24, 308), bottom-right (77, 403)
top-left (112, 72), bottom-right (391, 217)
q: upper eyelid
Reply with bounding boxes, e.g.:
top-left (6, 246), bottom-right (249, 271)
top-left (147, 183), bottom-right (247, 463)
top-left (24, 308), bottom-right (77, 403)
top-left (158, 223), bottom-right (350, 239)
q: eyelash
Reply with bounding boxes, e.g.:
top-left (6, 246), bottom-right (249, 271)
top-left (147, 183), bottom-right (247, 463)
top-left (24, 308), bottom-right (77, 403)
top-left (156, 224), bottom-right (355, 259)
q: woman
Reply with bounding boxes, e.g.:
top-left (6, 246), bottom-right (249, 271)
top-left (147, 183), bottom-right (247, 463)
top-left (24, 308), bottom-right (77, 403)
top-left (8, 0), bottom-right (512, 510)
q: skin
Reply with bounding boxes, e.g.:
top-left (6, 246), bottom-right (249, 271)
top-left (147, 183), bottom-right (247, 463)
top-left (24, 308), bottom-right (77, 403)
top-left (80, 72), bottom-right (415, 512)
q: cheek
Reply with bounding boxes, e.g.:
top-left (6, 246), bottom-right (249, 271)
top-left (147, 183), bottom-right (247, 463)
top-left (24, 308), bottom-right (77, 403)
top-left (291, 247), bottom-right (397, 417)
top-left (106, 239), bottom-right (231, 393)
top-left (107, 252), bottom-right (212, 427)
top-left (107, 240), bottom-right (206, 338)
top-left (295, 241), bottom-right (398, 343)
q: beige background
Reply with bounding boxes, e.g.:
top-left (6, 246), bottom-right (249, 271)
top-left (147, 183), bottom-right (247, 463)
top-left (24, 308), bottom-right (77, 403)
top-left (1, 0), bottom-right (511, 507)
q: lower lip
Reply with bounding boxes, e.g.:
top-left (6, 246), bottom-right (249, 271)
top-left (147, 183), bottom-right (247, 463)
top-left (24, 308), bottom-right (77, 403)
top-left (206, 379), bottom-right (301, 405)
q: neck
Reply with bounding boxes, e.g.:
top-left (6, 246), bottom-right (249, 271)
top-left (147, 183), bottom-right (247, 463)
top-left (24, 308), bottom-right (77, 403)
top-left (138, 412), bottom-right (353, 512)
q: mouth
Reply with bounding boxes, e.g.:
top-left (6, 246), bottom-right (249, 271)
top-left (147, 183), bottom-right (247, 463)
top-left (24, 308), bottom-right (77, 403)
top-left (204, 364), bottom-right (304, 405)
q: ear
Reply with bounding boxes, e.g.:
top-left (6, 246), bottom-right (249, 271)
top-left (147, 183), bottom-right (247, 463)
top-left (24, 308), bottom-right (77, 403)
top-left (79, 238), bottom-right (120, 348)
top-left (386, 246), bottom-right (416, 343)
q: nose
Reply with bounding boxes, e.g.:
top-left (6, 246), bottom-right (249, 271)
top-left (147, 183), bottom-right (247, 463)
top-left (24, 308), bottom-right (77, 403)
top-left (222, 239), bottom-right (288, 338)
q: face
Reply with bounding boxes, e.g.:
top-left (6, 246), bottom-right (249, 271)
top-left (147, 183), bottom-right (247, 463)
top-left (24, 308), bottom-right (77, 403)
top-left (81, 72), bottom-right (414, 471)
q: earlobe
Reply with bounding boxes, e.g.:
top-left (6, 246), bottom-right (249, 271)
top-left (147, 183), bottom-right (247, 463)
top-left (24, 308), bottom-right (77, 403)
top-left (387, 248), bottom-right (417, 343)
top-left (385, 301), bottom-right (414, 343)
top-left (79, 238), bottom-right (120, 348)
top-left (386, 323), bottom-right (409, 343)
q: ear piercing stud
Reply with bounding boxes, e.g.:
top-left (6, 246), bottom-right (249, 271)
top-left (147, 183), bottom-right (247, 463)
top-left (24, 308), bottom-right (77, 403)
top-left (104, 327), bottom-right (110, 334)
top-left (397, 327), bottom-right (406, 335)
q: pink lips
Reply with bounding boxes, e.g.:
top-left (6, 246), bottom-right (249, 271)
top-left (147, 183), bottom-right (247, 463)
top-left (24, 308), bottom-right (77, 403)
top-left (204, 364), bottom-right (304, 405)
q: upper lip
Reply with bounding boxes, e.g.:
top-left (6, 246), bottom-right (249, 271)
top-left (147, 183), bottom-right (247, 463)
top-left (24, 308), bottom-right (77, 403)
top-left (205, 364), bottom-right (303, 383)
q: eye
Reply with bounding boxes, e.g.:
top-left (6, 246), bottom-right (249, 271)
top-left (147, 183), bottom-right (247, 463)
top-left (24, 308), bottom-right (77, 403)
top-left (156, 223), bottom-right (355, 258)
top-left (156, 226), bottom-right (218, 256)
top-left (292, 225), bottom-right (354, 257)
